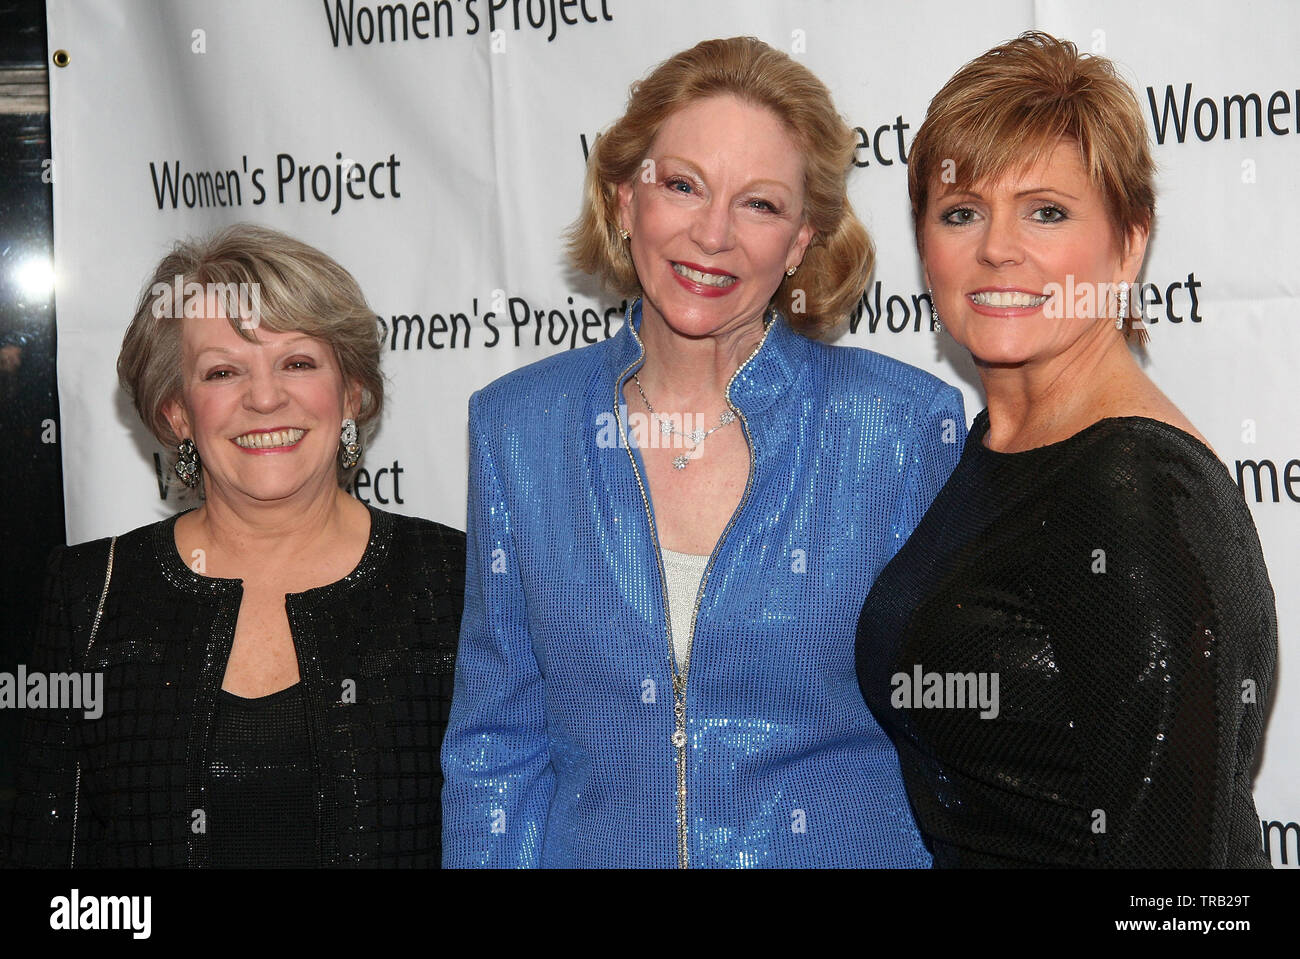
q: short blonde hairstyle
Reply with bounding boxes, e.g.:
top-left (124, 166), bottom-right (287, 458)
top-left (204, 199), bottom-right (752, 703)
top-left (908, 31), bottom-right (1155, 342)
top-left (568, 36), bottom-right (872, 337)
top-left (117, 223), bottom-right (384, 490)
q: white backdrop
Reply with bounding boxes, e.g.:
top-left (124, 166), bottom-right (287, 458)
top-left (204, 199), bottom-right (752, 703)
top-left (45, 0), bottom-right (1298, 865)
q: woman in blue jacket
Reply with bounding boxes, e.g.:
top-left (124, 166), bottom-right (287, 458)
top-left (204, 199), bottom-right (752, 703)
top-left (442, 36), bottom-right (964, 868)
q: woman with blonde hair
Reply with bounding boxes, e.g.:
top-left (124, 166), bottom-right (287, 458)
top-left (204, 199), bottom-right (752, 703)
top-left (856, 32), bottom-right (1276, 867)
top-left (442, 36), bottom-right (963, 868)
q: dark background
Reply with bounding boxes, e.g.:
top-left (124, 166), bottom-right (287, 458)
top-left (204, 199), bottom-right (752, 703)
top-left (0, 0), bottom-right (64, 822)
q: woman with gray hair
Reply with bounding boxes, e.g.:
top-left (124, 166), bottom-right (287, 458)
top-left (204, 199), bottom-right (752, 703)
top-left (7, 224), bottom-right (464, 867)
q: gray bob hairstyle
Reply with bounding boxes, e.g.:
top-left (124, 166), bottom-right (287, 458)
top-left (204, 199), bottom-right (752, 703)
top-left (117, 223), bottom-right (384, 491)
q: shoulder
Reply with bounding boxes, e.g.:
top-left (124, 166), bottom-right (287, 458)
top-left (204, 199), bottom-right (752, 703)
top-left (365, 509), bottom-right (465, 619)
top-left (1041, 417), bottom-right (1244, 530)
top-left (53, 515), bottom-right (174, 580)
top-left (470, 338), bottom-right (614, 422)
top-left (1098, 378), bottom-right (1212, 450)
top-left (800, 339), bottom-right (964, 443)
top-left (40, 539), bottom-right (112, 612)
top-left (42, 516), bottom-right (175, 620)
top-left (1071, 417), bottom-right (1236, 505)
top-left (1066, 418), bottom-right (1271, 591)
top-left (371, 507), bottom-right (466, 581)
top-left (378, 507), bottom-right (466, 553)
top-left (1063, 419), bottom-right (1277, 677)
top-left (807, 339), bottom-right (962, 412)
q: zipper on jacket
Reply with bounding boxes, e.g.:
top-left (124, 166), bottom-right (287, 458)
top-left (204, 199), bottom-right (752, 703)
top-left (615, 307), bottom-right (771, 868)
top-left (614, 349), bottom-right (682, 864)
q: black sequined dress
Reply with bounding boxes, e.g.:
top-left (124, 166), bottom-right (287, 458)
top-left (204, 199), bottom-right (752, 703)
top-left (855, 410), bottom-right (1277, 867)
top-left (5, 505), bottom-right (464, 868)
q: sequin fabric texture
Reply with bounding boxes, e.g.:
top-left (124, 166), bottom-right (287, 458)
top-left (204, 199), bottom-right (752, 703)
top-left (856, 410), bottom-right (1278, 867)
top-left (442, 300), bottom-right (965, 867)
top-left (5, 506), bottom-right (464, 867)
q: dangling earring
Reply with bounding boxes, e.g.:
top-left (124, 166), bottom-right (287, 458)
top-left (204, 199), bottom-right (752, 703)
top-left (340, 418), bottom-right (361, 469)
top-left (929, 289), bottom-right (942, 333)
top-left (1115, 281), bottom-right (1130, 331)
top-left (175, 437), bottom-right (201, 488)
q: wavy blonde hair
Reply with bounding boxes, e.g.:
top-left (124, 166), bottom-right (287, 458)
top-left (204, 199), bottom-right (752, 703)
top-left (568, 36), bottom-right (872, 337)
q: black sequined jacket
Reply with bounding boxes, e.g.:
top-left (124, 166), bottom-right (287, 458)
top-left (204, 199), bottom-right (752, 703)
top-left (4, 506), bottom-right (464, 868)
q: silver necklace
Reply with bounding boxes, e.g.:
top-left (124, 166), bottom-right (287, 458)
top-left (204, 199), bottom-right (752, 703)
top-left (632, 374), bottom-right (736, 470)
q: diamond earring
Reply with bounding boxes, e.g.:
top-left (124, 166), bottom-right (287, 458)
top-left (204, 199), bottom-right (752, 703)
top-left (929, 289), bottom-right (942, 333)
top-left (340, 418), bottom-right (361, 469)
top-left (1115, 281), bottom-right (1130, 331)
top-left (175, 437), bottom-right (201, 488)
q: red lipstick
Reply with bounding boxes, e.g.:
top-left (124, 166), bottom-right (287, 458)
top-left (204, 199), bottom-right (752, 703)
top-left (670, 261), bottom-right (738, 299)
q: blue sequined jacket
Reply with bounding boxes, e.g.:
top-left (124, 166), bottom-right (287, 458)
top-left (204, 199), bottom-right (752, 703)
top-left (442, 301), bottom-right (965, 867)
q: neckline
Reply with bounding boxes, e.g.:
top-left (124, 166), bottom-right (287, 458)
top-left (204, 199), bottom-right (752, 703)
top-left (218, 681), bottom-right (304, 706)
top-left (969, 407), bottom-right (1222, 464)
top-left (153, 503), bottom-right (391, 601)
top-left (613, 297), bottom-right (804, 417)
top-left (661, 545), bottom-right (710, 562)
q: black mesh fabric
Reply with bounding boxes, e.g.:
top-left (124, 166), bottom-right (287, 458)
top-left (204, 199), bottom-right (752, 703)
top-left (209, 684), bottom-right (317, 868)
top-left (4, 505), bottom-right (464, 868)
top-left (855, 409), bottom-right (1277, 868)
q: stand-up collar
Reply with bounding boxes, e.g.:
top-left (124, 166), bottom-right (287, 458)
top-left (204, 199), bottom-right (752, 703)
top-left (601, 298), bottom-right (811, 416)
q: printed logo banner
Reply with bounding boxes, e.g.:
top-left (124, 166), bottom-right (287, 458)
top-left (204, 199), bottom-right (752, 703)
top-left (44, 0), bottom-right (1299, 864)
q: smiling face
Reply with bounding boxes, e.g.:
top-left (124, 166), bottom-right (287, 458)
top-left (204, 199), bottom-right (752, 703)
top-left (920, 139), bottom-right (1146, 369)
top-left (616, 94), bottom-right (815, 340)
top-left (164, 311), bottom-right (358, 507)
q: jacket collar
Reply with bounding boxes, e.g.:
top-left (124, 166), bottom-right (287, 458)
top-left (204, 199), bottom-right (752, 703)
top-left (602, 298), bottom-right (811, 417)
top-left (151, 504), bottom-right (393, 604)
